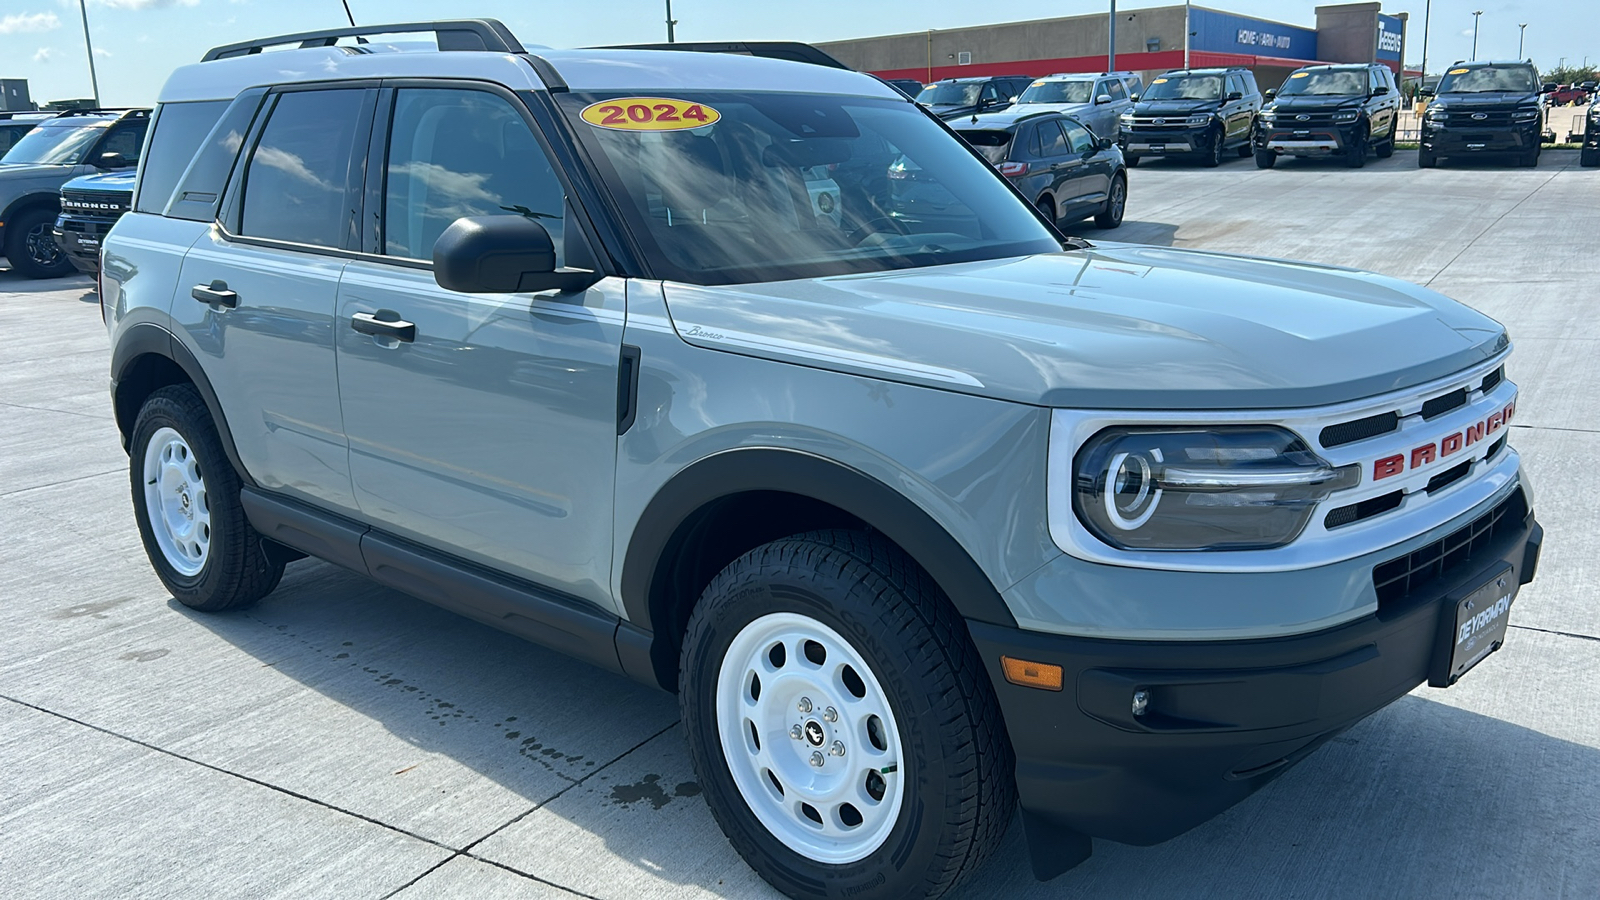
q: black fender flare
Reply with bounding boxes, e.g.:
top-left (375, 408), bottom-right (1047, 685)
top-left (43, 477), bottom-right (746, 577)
top-left (619, 447), bottom-right (1018, 638)
top-left (110, 321), bottom-right (255, 487)
top-left (1, 191), bottom-right (64, 236)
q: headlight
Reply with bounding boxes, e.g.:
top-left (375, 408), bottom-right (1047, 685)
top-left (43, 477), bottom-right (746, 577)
top-left (1186, 114), bottom-right (1212, 127)
top-left (1258, 110), bottom-right (1277, 123)
top-left (1512, 108), bottom-right (1540, 122)
top-left (1424, 106), bottom-right (1447, 121)
top-left (1590, 106), bottom-right (1600, 120)
top-left (1119, 110), bottom-right (1135, 121)
top-left (1332, 110), bottom-right (1359, 122)
top-left (1071, 426), bottom-right (1359, 551)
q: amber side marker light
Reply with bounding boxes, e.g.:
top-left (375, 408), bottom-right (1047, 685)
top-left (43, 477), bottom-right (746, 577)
top-left (1000, 656), bottom-right (1063, 691)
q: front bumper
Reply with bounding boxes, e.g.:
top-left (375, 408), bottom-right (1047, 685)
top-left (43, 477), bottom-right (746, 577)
top-left (971, 487), bottom-right (1540, 849)
top-left (52, 215), bottom-right (116, 274)
top-left (1255, 121), bottom-right (1360, 156)
top-left (1119, 126), bottom-right (1207, 156)
top-left (1421, 121), bottom-right (1541, 156)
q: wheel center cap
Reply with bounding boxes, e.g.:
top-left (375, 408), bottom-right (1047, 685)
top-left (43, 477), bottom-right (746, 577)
top-left (803, 720), bottom-right (825, 747)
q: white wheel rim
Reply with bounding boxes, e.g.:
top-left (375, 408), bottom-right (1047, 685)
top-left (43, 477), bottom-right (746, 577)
top-left (141, 426), bottom-right (210, 577)
top-left (716, 612), bottom-right (906, 865)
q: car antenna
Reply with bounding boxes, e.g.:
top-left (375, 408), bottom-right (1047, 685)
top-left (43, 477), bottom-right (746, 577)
top-left (339, 0), bottom-right (355, 26)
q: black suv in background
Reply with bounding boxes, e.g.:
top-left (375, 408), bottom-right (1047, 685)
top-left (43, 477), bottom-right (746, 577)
top-left (1581, 96), bottom-right (1598, 167)
top-left (1118, 67), bottom-right (1262, 166)
top-left (1253, 63), bottom-right (1400, 168)
top-left (0, 111), bottom-right (50, 158)
top-left (1419, 60), bottom-right (1547, 168)
top-left (916, 75), bottom-right (1033, 119)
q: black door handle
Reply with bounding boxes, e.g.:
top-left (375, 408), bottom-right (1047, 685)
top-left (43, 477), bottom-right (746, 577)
top-left (192, 280), bottom-right (237, 308)
top-left (351, 310), bottom-right (416, 343)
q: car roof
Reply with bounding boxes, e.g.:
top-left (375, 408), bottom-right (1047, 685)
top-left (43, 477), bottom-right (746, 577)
top-left (1293, 64), bottom-right (1372, 72)
top-left (159, 44), bottom-right (899, 104)
top-left (954, 109), bottom-right (1068, 129)
top-left (1159, 68), bottom-right (1244, 76)
top-left (1449, 59), bottom-right (1534, 68)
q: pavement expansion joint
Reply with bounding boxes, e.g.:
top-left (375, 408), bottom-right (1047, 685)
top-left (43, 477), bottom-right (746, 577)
top-left (1508, 623), bottom-right (1600, 644)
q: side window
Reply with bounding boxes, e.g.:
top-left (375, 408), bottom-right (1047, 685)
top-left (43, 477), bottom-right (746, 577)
top-left (1062, 120), bottom-right (1096, 154)
top-left (1028, 123), bottom-right (1043, 158)
top-left (1038, 120), bottom-right (1070, 158)
top-left (980, 84), bottom-right (999, 103)
top-left (1106, 80), bottom-right (1127, 101)
top-left (1243, 73), bottom-right (1259, 95)
top-left (97, 121), bottom-right (147, 165)
top-left (238, 89), bottom-right (367, 248)
top-left (168, 92), bottom-right (267, 222)
top-left (134, 101), bottom-right (228, 214)
top-left (382, 88), bottom-right (566, 264)
top-left (1225, 75), bottom-right (1244, 98)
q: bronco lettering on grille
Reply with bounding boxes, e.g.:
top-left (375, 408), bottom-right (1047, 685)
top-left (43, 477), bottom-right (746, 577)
top-left (1373, 400), bottom-right (1515, 481)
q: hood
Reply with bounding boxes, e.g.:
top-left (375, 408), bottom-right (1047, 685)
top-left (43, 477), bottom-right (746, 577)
top-left (1431, 91), bottom-right (1539, 110)
top-left (0, 162), bottom-right (77, 177)
top-left (62, 170), bottom-right (136, 193)
top-left (1268, 95), bottom-right (1364, 113)
top-left (1132, 98), bottom-right (1218, 117)
top-left (660, 245), bottom-right (1507, 411)
top-left (1014, 100), bottom-right (1094, 115)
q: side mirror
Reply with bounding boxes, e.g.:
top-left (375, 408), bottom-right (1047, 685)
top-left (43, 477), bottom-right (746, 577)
top-left (433, 216), bottom-right (597, 294)
top-left (1096, 136), bottom-right (1113, 151)
top-left (1095, 93), bottom-right (1112, 105)
top-left (1129, 92), bottom-right (1140, 103)
top-left (96, 151), bottom-right (129, 170)
top-left (1541, 82), bottom-right (1558, 93)
top-left (1263, 88), bottom-right (1277, 101)
top-left (1226, 91), bottom-right (1244, 102)
top-left (1419, 87), bottom-right (1435, 98)
top-left (1372, 85), bottom-right (1389, 96)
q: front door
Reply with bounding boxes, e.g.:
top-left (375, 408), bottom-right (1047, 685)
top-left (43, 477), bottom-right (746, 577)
top-left (334, 85), bottom-right (624, 608)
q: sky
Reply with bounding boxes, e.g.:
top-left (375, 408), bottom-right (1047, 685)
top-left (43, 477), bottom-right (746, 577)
top-left (2, 0), bottom-right (1594, 107)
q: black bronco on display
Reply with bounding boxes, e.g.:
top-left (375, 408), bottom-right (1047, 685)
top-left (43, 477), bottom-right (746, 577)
top-left (1419, 60), bottom-right (1548, 168)
top-left (1253, 63), bottom-right (1401, 168)
top-left (1118, 67), bottom-right (1262, 167)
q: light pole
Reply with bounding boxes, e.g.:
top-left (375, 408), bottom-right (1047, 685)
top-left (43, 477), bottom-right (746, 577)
top-left (1419, 0), bottom-right (1430, 94)
top-left (665, 0), bottom-right (676, 43)
top-left (1108, 0), bottom-right (1116, 73)
top-left (77, 0), bottom-right (100, 108)
top-left (1471, 10), bottom-right (1483, 61)
top-left (1184, 0), bottom-right (1192, 70)
top-left (1518, 23), bottom-right (1527, 59)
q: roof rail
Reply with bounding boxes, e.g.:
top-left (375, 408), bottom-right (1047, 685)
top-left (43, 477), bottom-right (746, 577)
top-left (51, 108), bottom-right (150, 119)
top-left (596, 41), bottom-right (850, 71)
top-left (201, 19), bottom-right (524, 62)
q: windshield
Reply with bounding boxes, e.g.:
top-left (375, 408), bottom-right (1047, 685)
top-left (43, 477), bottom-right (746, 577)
top-left (953, 129), bottom-right (1012, 164)
top-left (917, 83), bottom-right (982, 106)
top-left (0, 122), bottom-right (104, 165)
top-left (560, 91), bottom-right (1059, 285)
top-left (1278, 70), bottom-right (1366, 96)
top-left (1141, 75), bottom-right (1223, 101)
top-left (1018, 81), bottom-right (1094, 105)
top-left (1437, 66), bottom-right (1538, 94)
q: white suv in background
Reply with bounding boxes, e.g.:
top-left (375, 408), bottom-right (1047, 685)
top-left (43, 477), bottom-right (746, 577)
top-left (1013, 71), bottom-right (1142, 138)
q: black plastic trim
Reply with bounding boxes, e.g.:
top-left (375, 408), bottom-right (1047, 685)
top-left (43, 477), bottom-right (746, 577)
top-left (110, 322), bottom-right (255, 487)
top-left (616, 344), bottom-right (641, 435)
top-left (239, 487), bottom-right (368, 573)
top-left (596, 41), bottom-right (851, 71)
top-left (203, 19), bottom-right (525, 61)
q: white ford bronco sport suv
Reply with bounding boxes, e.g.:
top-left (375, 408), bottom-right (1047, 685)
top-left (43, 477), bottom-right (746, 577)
top-left (103, 20), bottom-right (1542, 900)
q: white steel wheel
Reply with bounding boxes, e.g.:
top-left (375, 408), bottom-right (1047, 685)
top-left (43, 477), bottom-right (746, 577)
top-left (716, 612), bottom-right (906, 865)
top-left (141, 426), bottom-right (210, 577)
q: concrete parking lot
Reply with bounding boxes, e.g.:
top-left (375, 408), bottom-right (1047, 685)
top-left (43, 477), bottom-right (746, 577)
top-left (2, 149), bottom-right (1596, 899)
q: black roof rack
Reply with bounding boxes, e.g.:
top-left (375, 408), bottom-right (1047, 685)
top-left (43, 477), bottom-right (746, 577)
top-left (598, 41), bottom-right (850, 71)
top-left (202, 19), bottom-right (524, 62)
top-left (50, 107), bottom-right (149, 119)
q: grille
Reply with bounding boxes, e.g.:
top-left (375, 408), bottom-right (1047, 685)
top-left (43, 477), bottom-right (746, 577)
top-left (1320, 411), bottom-right (1399, 448)
top-left (1446, 111), bottom-right (1513, 128)
top-left (1480, 366), bottom-right (1503, 394)
top-left (1423, 460), bottom-right (1472, 494)
top-left (60, 191), bottom-right (130, 215)
top-left (1325, 490), bottom-right (1403, 529)
top-left (1371, 489), bottom-right (1526, 606)
top-left (1420, 388), bottom-right (1468, 420)
top-left (1271, 112), bottom-right (1340, 127)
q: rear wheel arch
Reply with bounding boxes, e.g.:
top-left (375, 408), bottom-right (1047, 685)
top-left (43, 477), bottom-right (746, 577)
top-left (619, 449), bottom-right (1017, 691)
top-left (1, 191), bottom-right (61, 227)
top-left (112, 324), bottom-right (254, 487)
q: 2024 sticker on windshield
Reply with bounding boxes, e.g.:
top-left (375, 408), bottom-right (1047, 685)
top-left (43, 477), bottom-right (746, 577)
top-left (580, 98), bottom-right (721, 132)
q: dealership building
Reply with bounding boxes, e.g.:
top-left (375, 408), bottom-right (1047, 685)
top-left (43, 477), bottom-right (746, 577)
top-left (817, 2), bottom-right (1412, 94)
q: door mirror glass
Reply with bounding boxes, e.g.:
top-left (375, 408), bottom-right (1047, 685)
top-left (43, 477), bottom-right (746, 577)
top-left (1372, 85), bottom-right (1389, 96)
top-left (433, 216), bottom-right (595, 294)
top-left (1097, 136), bottom-right (1113, 151)
top-left (1129, 93), bottom-right (1140, 103)
top-left (1541, 82), bottom-right (1558, 93)
top-left (96, 151), bottom-right (129, 169)
top-left (1095, 94), bottom-right (1112, 105)
top-left (1226, 91), bottom-right (1244, 102)
top-left (1420, 87), bottom-right (1435, 97)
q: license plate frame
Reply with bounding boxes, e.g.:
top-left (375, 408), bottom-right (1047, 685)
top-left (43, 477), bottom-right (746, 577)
top-left (1431, 563), bottom-right (1515, 687)
top-left (1149, 144), bottom-right (1166, 154)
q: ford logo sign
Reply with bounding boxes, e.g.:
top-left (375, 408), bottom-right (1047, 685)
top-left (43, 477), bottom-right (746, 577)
top-left (1153, 118), bottom-right (1166, 125)
top-left (1296, 114), bottom-right (1310, 121)
top-left (1472, 112), bottom-right (1488, 120)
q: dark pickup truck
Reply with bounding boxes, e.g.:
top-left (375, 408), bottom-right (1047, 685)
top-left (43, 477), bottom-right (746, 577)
top-left (1253, 63), bottom-right (1401, 168)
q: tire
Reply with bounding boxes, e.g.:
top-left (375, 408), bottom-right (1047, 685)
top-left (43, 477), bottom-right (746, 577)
top-left (1201, 129), bottom-right (1224, 167)
top-left (129, 384), bottom-right (283, 611)
top-left (1520, 148), bottom-right (1540, 168)
top-left (1237, 141), bottom-right (1253, 158)
top-left (1418, 148), bottom-right (1438, 169)
top-left (1124, 154), bottom-right (1140, 167)
top-left (680, 531), bottom-right (1015, 900)
top-left (1582, 147), bottom-right (1599, 167)
top-left (1254, 149), bottom-right (1277, 169)
top-left (3, 207), bottom-right (74, 279)
top-left (1345, 126), bottom-right (1368, 168)
top-left (1375, 136), bottom-right (1395, 159)
top-left (1035, 196), bottom-right (1056, 226)
top-left (1094, 173), bottom-right (1126, 229)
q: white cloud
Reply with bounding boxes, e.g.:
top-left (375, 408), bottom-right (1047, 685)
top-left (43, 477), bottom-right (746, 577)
top-left (94, 47), bottom-right (112, 57)
top-left (33, 47), bottom-right (54, 63)
top-left (0, 11), bottom-right (62, 34)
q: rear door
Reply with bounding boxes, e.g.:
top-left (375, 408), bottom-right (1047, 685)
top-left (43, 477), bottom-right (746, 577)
top-left (1058, 118), bottom-right (1112, 216)
top-left (173, 85), bottom-right (375, 514)
top-left (333, 83), bottom-right (625, 608)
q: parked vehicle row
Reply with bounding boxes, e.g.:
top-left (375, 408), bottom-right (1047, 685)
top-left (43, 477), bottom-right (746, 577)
top-left (1583, 96), bottom-right (1600, 167)
top-left (1253, 63), bottom-right (1400, 168)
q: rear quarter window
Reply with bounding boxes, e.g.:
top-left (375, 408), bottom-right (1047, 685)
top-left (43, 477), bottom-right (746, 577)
top-left (134, 101), bottom-right (229, 214)
top-left (165, 92), bottom-right (266, 222)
